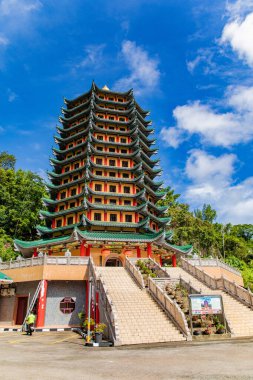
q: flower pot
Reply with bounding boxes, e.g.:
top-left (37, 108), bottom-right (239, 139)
top-left (95, 332), bottom-right (103, 343)
top-left (216, 329), bottom-right (225, 334)
top-left (193, 330), bottom-right (202, 336)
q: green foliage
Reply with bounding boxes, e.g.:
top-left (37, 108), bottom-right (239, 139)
top-left (0, 151), bottom-right (16, 170)
top-left (0, 230), bottom-right (17, 261)
top-left (0, 167), bottom-right (47, 240)
top-left (194, 204), bottom-right (217, 224)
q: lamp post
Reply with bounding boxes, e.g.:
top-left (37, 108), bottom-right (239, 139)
top-left (86, 277), bottom-right (92, 343)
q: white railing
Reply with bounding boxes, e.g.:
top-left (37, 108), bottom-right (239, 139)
top-left (148, 277), bottom-right (191, 340)
top-left (182, 258), bottom-right (253, 309)
top-left (125, 256), bottom-right (145, 288)
top-left (187, 258), bottom-right (241, 275)
top-left (89, 257), bottom-right (121, 345)
top-left (0, 255), bottom-right (89, 270)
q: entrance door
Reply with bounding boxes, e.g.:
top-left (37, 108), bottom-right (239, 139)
top-left (105, 258), bottom-right (122, 267)
top-left (16, 297), bottom-right (28, 325)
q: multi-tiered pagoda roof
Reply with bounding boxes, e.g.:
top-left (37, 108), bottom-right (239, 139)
top-left (14, 82), bottom-right (192, 256)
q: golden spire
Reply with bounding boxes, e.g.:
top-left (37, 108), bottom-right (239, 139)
top-left (102, 85), bottom-right (110, 91)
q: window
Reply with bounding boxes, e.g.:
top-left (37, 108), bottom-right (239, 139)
top-left (98, 114), bottom-right (104, 118)
top-left (118, 98), bottom-right (123, 102)
top-left (121, 138), bottom-right (127, 143)
top-left (98, 124), bottom-right (104, 128)
top-left (122, 161), bottom-right (129, 167)
top-left (109, 136), bottom-right (115, 142)
top-left (120, 128), bottom-right (125, 131)
top-left (94, 213), bottom-right (102, 221)
top-left (109, 147), bottom-right (115, 152)
top-left (95, 171), bottom-right (102, 176)
top-left (122, 173), bottom-right (129, 178)
top-left (125, 215), bottom-right (132, 223)
top-left (109, 97), bottom-right (114, 101)
top-left (74, 163), bottom-right (79, 169)
top-left (73, 175), bottom-right (78, 181)
top-left (96, 158), bottom-right (102, 165)
top-left (65, 167), bottom-right (70, 172)
top-left (67, 216), bottom-right (73, 225)
top-left (63, 179), bottom-right (68, 184)
top-left (96, 146), bottom-right (103, 151)
top-left (108, 116), bottom-right (115, 120)
top-left (68, 144), bottom-right (73, 148)
top-left (60, 192), bottom-right (66, 199)
top-left (109, 199), bottom-right (117, 204)
top-left (124, 200), bottom-right (131, 205)
top-left (56, 219), bottom-right (62, 227)
top-left (119, 117), bottom-right (125, 122)
top-left (109, 172), bottom-right (116, 177)
top-left (99, 95), bottom-right (104, 99)
top-left (109, 159), bottom-right (115, 166)
top-left (71, 189), bottom-right (76, 196)
top-left (97, 135), bottom-right (103, 141)
top-left (70, 202), bottom-right (75, 208)
top-left (59, 205), bottom-right (65, 211)
top-left (109, 185), bottom-right (116, 192)
top-left (124, 186), bottom-right (130, 194)
top-left (95, 198), bottom-right (102, 203)
top-left (60, 297), bottom-right (75, 314)
top-left (109, 126), bottom-right (115, 130)
top-left (121, 149), bottom-right (127, 154)
top-left (110, 214), bottom-right (117, 222)
top-left (152, 224), bottom-right (156, 230)
top-left (77, 140), bottom-right (82, 145)
top-left (95, 184), bottom-right (102, 191)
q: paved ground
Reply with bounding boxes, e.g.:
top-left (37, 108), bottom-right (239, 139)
top-left (0, 332), bottom-right (253, 379)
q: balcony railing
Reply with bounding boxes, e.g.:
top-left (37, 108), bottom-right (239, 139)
top-left (0, 256), bottom-right (89, 270)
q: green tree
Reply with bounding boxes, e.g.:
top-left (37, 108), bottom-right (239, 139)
top-left (0, 151), bottom-right (16, 170)
top-left (0, 168), bottom-right (47, 240)
top-left (0, 230), bottom-right (16, 261)
top-left (194, 204), bottom-right (217, 224)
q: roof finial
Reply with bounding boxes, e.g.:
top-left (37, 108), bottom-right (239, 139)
top-left (102, 85), bottom-right (110, 91)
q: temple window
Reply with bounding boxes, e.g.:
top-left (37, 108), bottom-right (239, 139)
top-left (65, 167), bottom-right (70, 172)
top-left (124, 200), bottom-right (131, 205)
top-left (68, 144), bottom-right (74, 148)
top-left (67, 216), bottom-right (74, 225)
top-left (60, 192), bottom-right (66, 199)
top-left (63, 179), bottom-right (68, 184)
top-left (121, 138), bottom-right (127, 143)
top-left (67, 154), bottom-right (72, 158)
top-left (98, 114), bottom-right (104, 118)
top-left (74, 163), bottom-right (79, 169)
top-left (73, 175), bottom-right (78, 181)
top-left (98, 124), bottom-right (104, 128)
top-left (60, 297), bottom-right (75, 314)
top-left (110, 214), bottom-right (117, 222)
top-left (109, 171), bottom-right (116, 177)
top-left (118, 98), bottom-right (123, 102)
top-left (125, 215), bottom-right (132, 223)
top-left (77, 140), bottom-right (82, 145)
top-left (108, 116), bottom-right (115, 121)
top-left (56, 219), bottom-right (62, 227)
top-left (152, 224), bottom-right (156, 230)
top-left (59, 205), bottom-right (65, 211)
top-left (70, 202), bottom-right (75, 208)
top-left (122, 173), bottom-right (129, 178)
top-left (95, 184), bottom-right (102, 191)
top-left (95, 198), bottom-right (102, 203)
top-left (99, 95), bottom-right (105, 99)
top-left (109, 147), bottom-right (115, 152)
top-left (95, 170), bottom-right (102, 176)
top-left (109, 126), bottom-right (115, 130)
top-left (121, 149), bottom-right (127, 154)
top-left (94, 213), bottom-right (102, 221)
top-left (71, 188), bottom-right (77, 196)
top-left (97, 146), bottom-right (103, 151)
top-left (119, 117), bottom-right (125, 122)
top-left (120, 128), bottom-right (125, 131)
top-left (76, 150), bottom-right (81, 156)
top-left (96, 158), bottom-right (102, 165)
top-left (109, 185), bottom-right (116, 192)
top-left (109, 199), bottom-right (117, 204)
top-left (109, 159), bottom-right (116, 166)
top-left (109, 136), bottom-right (115, 142)
top-left (109, 97), bottom-right (114, 101)
top-left (97, 135), bottom-right (103, 140)
top-left (122, 161), bottom-right (129, 167)
top-left (124, 186), bottom-right (130, 194)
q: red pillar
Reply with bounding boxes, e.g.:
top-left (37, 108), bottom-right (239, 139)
top-left (147, 243), bottom-right (152, 258)
top-left (36, 280), bottom-right (48, 328)
top-left (136, 246), bottom-right (141, 258)
top-left (95, 291), bottom-right (100, 324)
top-left (85, 280), bottom-right (89, 317)
top-left (159, 255), bottom-right (163, 266)
top-left (172, 254), bottom-right (177, 267)
top-left (80, 241), bottom-right (86, 256)
top-left (33, 248), bottom-right (38, 257)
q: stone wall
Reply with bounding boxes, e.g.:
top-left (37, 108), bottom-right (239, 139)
top-left (44, 280), bottom-right (86, 327)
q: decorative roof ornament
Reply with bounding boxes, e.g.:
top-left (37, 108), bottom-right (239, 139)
top-left (102, 85), bottom-right (110, 91)
top-left (83, 197), bottom-right (88, 209)
top-left (82, 215), bottom-right (88, 227)
top-left (84, 184), bottom-right (89, 196)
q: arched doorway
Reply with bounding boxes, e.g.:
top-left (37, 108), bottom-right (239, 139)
top-left (105, 257), bottom-right (123, 267)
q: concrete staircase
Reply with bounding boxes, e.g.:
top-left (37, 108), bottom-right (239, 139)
top-left (97, 267), bottom-right (185, 345)
top-left (165, 267), bottom-right (253, 338)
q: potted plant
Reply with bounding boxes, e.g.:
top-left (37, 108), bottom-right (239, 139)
top-left (94, 323), bottom-right (107, 343)
top-left (83, 317), bottom-right (95, 332)
top-left (216, 324), bottom-right (225, 334)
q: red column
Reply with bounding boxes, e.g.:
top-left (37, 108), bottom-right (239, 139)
top-left (95, 291), bottom-right (100, 324)
top-left (86, 244), bottom-right (91, 257)
top-left (172, 254), bottom-right (177, 267)
top-left (36, 280), bottom-right (48, 328)
top-left (85, 280), bottom-right (89, 317)
top-left (159, 255), bottom-right (163, 266)
top-left (80, 241), bottom-right (86, 256)
top-left (147, 243), bottom-right (152, 258)
top-left (136, 246), bottom-right (141, 258)
top-left (33, 248), bottom-right (38, 257)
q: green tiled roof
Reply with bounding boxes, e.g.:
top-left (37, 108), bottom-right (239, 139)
top-left (14, 235), bottom-right (73, 249)
top-left (75, 228), bottom-right (165, 242)
top-left (83, 215), bottom-right (149, 228)
top-left (36, 222), bottom-right (81, 234)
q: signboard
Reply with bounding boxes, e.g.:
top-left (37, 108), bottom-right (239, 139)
top-left (189, 295), bottom-right (222, 315)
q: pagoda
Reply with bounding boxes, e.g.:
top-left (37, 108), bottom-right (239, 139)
top-left (14, 82), bottom-right (192, 265)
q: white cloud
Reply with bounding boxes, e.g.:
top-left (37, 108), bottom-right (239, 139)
top-left (184, 150), bottom-right (253, 223)
top-left (225, 0), bottom-right (253, 19)
top-left (114, 40), bottom-right (160, 95)
top-left (160, 85), bottom-right (253, 148)
top-left (220, 12), bottom-right (253, 67)
top-left (0, 35), bottom-right (9, 46)
top-left (75, 44), bottom-right (106, 69)
top-left (7, 88), bottom-right (17, 102)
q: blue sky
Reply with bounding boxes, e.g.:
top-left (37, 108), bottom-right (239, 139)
top-left (1, 0), bottom-right (253, 224)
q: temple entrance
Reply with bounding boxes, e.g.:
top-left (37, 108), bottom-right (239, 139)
top-left (105, 257), bottom-right (123, 267)
top-left (15, 296), bottom-right (28, 325)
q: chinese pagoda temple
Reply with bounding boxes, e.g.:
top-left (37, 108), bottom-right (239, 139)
top-left (14, 82), bottom-right (192, 266)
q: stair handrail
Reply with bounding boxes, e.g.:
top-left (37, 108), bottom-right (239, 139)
top-left (187, 258), bottom-right (241, 276)
top-left (125, 256), bottom-right (145, 289)
top-left (22, 280), bottom-right (43, 330)
top-left (181, 257), bottom-right (253, 309)
top-left (145, 257), bottom-right (170, 278)
top-left (89, 257), bottom-right (121, 345)
top-left (148, 277), bottom-right (191, 340)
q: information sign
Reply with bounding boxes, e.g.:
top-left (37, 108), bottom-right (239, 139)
top-left (189, 295), bottom-right (222, 315)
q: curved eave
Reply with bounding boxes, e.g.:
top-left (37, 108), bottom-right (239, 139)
top-left (50, 151), bottom-right (87, 167)
top-left (64, 84), bottom-right (93, 106)
top-left (162, 243), bottom-right (193, 255)
top-left (90, 161), bottom-right (142, 172)
top-left (82, 215), bottom-right (149, 228)
top-left (86, 200), bottom-right (146, 212)
top-left (59, 106), bottom-right (91, 124)
top-left (93, 83), bottom-right (133, 97)
top-left (57, 118), bottom-right (90, 135)
top-left (94, 103), bottom-right (134, 116)
top-left (53, 140), bottom-right (87, 156)
top-left (85, 186), bottom-right (145, 199)
top-left (36, 222), bottom-right (82, 235)
top-left (40, 205), bottom-right (85, 219)
top-left (62, 98), bottom-right (91, 115)
top-left (42, 192), bottom-right (84, 206)
top-left (94, 93), bottom-right (132, 107)
top-left (54, 126), bottom-right (90, 144)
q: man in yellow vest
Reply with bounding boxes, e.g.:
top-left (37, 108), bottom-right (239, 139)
top-left (26, 313), bottom-right (36, 336)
